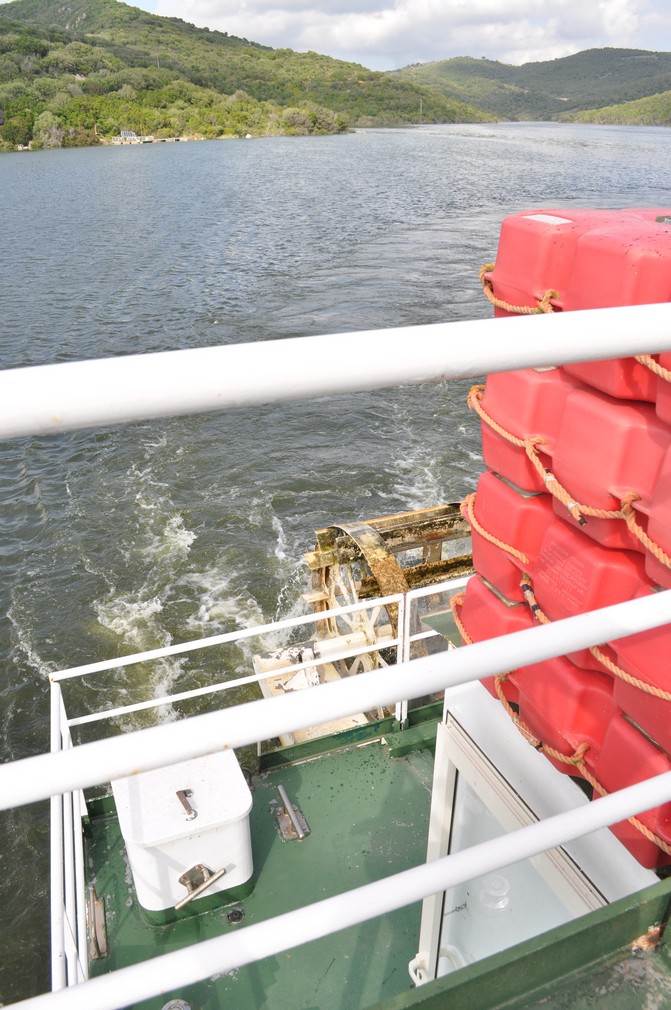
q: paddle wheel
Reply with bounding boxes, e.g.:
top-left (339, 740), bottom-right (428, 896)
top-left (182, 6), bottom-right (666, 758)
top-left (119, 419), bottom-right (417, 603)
top-left (303, 503), bottom-right (472, 672)
top-left (253, 503), bottom-right (471, 743)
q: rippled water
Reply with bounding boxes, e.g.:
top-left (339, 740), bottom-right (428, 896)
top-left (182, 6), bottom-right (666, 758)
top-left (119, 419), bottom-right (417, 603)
top-left (2, 121), bottom-right (671, 1002)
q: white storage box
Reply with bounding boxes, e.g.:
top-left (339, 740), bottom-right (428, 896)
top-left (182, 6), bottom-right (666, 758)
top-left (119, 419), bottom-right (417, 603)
top-left (112, 750), bottom-right (253, 912)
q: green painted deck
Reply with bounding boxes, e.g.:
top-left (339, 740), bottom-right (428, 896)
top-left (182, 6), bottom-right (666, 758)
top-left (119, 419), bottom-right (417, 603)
top-left (85, 717), bottom-right (671, 1010)
top-left (86, 734), bottom-right (436, 1010)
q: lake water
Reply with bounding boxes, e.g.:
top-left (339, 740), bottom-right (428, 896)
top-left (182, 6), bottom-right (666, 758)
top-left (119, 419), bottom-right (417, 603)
top-left (2, 121), bottom-right (671, 1002)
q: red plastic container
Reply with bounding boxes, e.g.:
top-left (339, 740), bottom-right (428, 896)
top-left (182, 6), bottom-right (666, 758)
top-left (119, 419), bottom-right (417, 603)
top-left (561, 212), bottom-right (671, 400)
top-left (613, 604), bottom-right (671, 756)
top-left (488, 207), bottom-right (671, 401)
top-left (477, 207), bottom-right (671, 868)
top-left (551, 388), bottom-right (668, 550)
top-left (515, 657), bottom-right (616, 775)
top-left (563, 358), bottom-right (657, 404)
top-left (655, 352), bottom-right (671, 425)
top-left (456, 568), bottom-right (623, 732)
top-left (468, 472), bottom-right (554, 602)
top-left (589, 715), bottom-right (671, 868)
top-left (455, 575), bottom-right (534, 702)
top-left (486, 208), bottom-right (624, 315)
top-left (532, 517), bottom-right (651, 671)
top-left (646, 444), bottom-right (671, 590)
top-left (479, 368), bottom-right (579, 491)
top-left (563, 212), bottom-right (671, 312)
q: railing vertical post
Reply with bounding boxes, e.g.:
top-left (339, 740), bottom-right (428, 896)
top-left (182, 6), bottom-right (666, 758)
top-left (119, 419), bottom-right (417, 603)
top-left (50, 683), bottom-right (66, 991)
top-left (63, 785), bottom-right (76, 984)
top-left (62, 716), bottom-right (88, 983)
top-left (395, 593), bottom-right (409, 726)
top-left (73, 787), bottom-right (89, 981)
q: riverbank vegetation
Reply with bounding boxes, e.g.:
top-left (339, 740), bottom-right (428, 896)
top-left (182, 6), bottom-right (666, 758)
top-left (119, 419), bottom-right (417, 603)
top-left (3, 0), bottom-right (669, 153)
top-left (0, 0), bottom-right (489, 151)
top-left (563, 91), bottom-right (671, 126)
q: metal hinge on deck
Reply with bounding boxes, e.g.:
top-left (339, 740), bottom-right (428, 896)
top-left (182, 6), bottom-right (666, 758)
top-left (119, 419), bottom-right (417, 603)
top-left (273, 784), bottom-right (310, 841)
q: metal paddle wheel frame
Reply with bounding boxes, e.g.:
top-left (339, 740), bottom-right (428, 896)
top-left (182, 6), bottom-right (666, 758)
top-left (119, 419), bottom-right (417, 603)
top-left (303, 503), bottom-right (473, 676)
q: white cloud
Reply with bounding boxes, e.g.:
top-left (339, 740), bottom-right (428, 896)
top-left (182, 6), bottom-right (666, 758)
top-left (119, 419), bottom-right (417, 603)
top-left (150, 0), bottom-right (671, 68)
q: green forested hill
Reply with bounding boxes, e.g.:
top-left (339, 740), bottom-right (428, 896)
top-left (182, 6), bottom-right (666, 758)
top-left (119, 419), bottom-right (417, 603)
top-left (566, 90), bottom-right (671, 126)
top-left (4, 0), bottom-right (668, 152)
top-left (393, 49), bottom-right (671, 121)
top-left (0, 0), bottom-right (490, 150)
top-left (393, 57), bottom-right (554, 121)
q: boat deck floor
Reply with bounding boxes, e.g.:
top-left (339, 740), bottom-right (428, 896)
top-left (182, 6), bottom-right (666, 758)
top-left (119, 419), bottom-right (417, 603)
top-left (86, 735), bottom-right (435, 1010)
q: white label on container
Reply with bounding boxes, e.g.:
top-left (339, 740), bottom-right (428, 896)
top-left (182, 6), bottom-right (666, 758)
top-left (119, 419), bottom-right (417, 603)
top-left (522, 214), bottom-right (572, 225)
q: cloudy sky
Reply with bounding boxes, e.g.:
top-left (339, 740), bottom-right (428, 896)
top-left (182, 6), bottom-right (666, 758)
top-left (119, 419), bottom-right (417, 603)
top-left (121, 0), bottom-right (671, 70)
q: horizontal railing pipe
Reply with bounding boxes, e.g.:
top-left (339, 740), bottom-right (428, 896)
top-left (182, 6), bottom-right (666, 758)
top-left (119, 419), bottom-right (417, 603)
top-left (66, 633), bottom-right (398, 728)
top-left (3, 590), bottom-right (671, 810)
top-left (2, 304), bottom-right (671, 439)
top-left (14, 767), bottom-right (671, 1010)
top-left (50, 593), bottom-right (404, 681)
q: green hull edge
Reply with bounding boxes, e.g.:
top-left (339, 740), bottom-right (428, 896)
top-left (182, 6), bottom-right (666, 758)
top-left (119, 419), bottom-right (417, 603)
top-left (370, 877), bottom-right (671, 1010)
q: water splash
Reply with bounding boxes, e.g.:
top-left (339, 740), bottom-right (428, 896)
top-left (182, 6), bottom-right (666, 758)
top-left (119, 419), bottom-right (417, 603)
top-left (94, 594), bottom-right (168, 651)
top-left (181, 567), bottom-right (265, 634)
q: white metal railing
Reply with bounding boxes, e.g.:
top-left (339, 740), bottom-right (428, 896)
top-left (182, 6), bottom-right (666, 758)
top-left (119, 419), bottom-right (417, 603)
top-left (2, 589), bottom-right (670, 813)
top-left (52, 592), bottom-right (407, 729)
top-left (19, 766), bottom-right (671, 1010)
top-left (53, 580), bottom-right (469, 733)
top-left (49, 688), bottom-right (88, 994)
top-left (37, 579), bottom-right (671, 1008)
top-left (46, 576), bottom-right (469, 993)
top-left (48, 589), bottom-right (417, 993)
top-left (5, 308), bottom-right (671, 1009)
top-left (29, 585), bottom-right (671, 1010)
top-left (1, 304), bottom-right (671, 439)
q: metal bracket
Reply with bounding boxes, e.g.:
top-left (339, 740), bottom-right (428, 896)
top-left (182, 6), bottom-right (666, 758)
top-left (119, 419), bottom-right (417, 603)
top-left (176, 789), bottom-right (197, 820)
top-left (274, 784), bottom-right (310, 841)
top-left (176, 864), bottom-right (227, 910)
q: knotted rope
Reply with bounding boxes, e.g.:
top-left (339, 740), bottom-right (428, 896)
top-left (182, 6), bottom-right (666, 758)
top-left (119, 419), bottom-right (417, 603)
top-left (519, 576), bottom-right (671, 703)
top-left (468, 386), bottom-right (671, 571)
top-left (479, 264), bottom-right (557, 315)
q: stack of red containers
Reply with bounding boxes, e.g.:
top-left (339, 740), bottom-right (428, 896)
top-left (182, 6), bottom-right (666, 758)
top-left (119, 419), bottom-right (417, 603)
top-left (458, 208), bottom-right (671, 866)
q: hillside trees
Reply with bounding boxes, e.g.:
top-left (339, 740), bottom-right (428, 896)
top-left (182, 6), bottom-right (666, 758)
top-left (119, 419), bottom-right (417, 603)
top-left (565, 90), bottom-right (671, 125)
top-left (0, 18), bottom-right (356, 145)
top-left (2, 106), bottom-right (33, 144)
top-left (392, 49), bottom-right (671, 121)
top-left (0, 0), bottom-right (486, 151)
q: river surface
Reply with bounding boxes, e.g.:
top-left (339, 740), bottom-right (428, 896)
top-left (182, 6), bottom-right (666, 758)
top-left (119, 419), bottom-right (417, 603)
top-left (2, 122), bottom-right (671, 1003)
